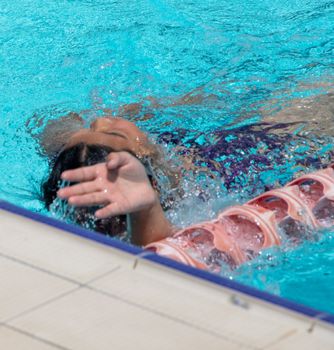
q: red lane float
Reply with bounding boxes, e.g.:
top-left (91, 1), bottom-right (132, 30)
top-left (287, 168), bottom-right (334, 227)
top-left (146, 166), bottom-right (334, 271)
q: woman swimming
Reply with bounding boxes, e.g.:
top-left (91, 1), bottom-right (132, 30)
top-left (39, 89), bottom-right (334, 270)
top-left (39, 89), bottom-right (229, 241)
top-left (41, 113), bottom-right (180, 243)
top-left (39, 111), bottom-right (295, 243)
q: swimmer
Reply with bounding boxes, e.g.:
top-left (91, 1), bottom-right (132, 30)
top-left (39, 113), bottom-right (334, 268)
top-left (38, 88), bottom-right (334, 269)
top-left (38, 88), bottom-right (223, 242)
top-left (41, 114), bottom-right (178, 244)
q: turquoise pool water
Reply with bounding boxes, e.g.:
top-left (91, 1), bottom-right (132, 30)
top-left (1, 0), bottom-right (334, 313)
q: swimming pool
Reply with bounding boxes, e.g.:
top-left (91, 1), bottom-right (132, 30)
top-left (1, 0), bottom-right (334, 314)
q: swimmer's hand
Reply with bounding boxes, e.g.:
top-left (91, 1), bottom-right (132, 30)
top-left (57, 152), bottom-right (156, 218)
top-left (57, 151), bottom-right (171, 245)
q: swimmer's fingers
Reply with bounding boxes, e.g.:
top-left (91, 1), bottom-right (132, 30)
top-left (106, 152), bottom-right (132, 170)
top-left (61, 163), bottom-right (106, 182)
top-left (57, 180), bottom-right (102, 199)
top-left (67, 192), bottom-right (109, 207)
top-left (95, 203), bottom-right (124, 219)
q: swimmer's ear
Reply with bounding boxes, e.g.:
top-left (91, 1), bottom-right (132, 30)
top-left (35, 112), bottom-right (85, 158)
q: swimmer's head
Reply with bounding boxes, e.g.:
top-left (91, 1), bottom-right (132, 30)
top-left (42, 143), bottom-right (127, 236)
top-left (41, 116), bottom-right (181, 235)
top-left (65, 116), bottom-right (155, 159)
top-left (61, 116), bottom-right (182, 207)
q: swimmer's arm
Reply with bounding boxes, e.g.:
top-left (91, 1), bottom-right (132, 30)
top-left (128, 198), bottom-right (172, 246)
top-left (107, 153), bottom-right (173, 245)
top-left (115, 86), bottom-right (219, 120)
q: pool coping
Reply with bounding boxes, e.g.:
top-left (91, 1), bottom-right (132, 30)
top-left (1, 199), bottom-right (333, 326)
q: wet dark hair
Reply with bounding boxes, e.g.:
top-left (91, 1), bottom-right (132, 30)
top-left (42, 143), bottom-right (126, 237)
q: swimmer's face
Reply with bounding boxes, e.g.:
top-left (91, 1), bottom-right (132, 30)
top-left (65, 117), bottom-right (152, 157)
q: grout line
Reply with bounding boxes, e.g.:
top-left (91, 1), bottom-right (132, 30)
top-left (82, 265), bottom-right (121, 285)
top-left (0, 251), bottom-right (121, 287)
top-left (0, 251), bottom-right (82, 285)
top-left (260, 329), bottom-right (297, 349)
top-left (3, 266), bottom-right (121, 325)
top-left (4, 324), bottom-right (73, 350)
top-left (3, 286), bottom-right (81, 324)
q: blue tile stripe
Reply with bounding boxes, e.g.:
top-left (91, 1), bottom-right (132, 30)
top-left (1, 199), bottom-right (333, 325)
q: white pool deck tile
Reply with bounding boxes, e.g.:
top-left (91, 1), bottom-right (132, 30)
top-left (0, 327), bottom-right (60, 350)
top-left (0, 210), bottom-right (127, 283)
top-left (0, 256), bottom-right (75, 322)
top-left (0, 205), bottom-right (334, 350)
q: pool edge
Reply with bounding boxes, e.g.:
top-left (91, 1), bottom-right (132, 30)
top-left (1, 199), bottom-right (333, 326)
